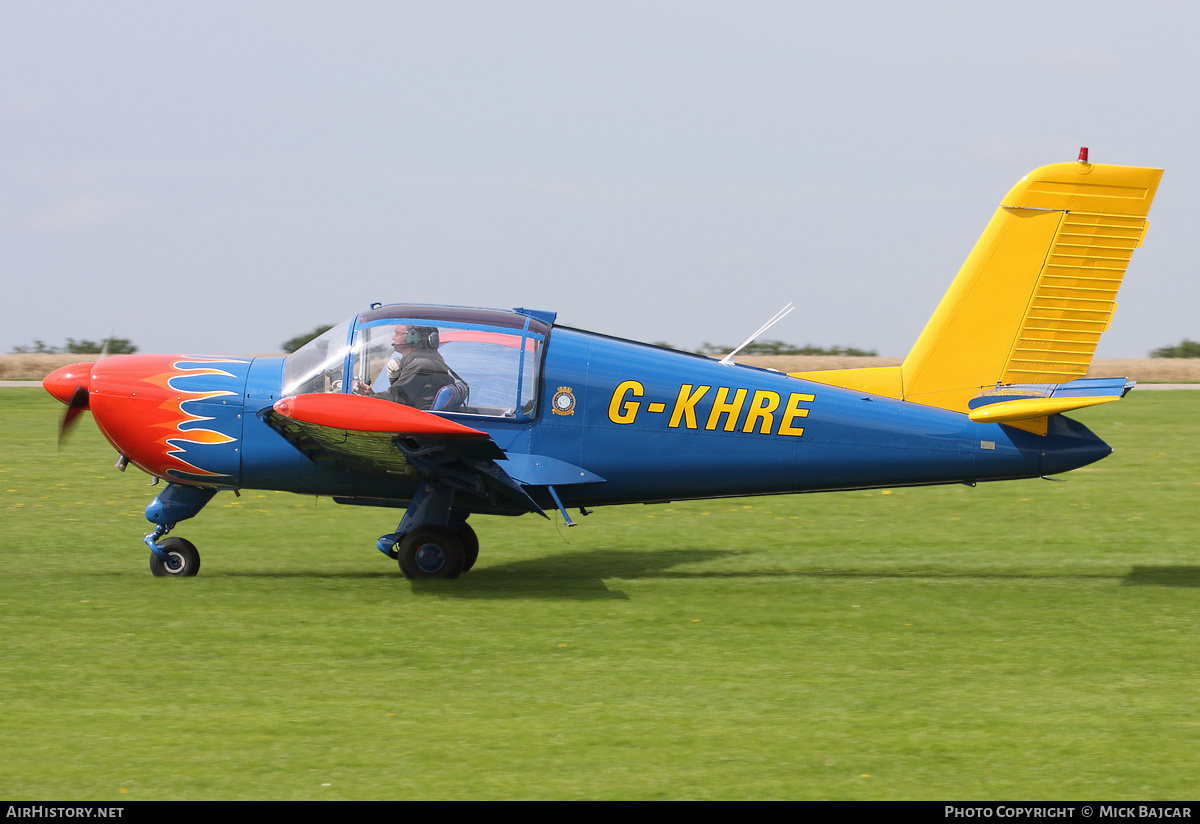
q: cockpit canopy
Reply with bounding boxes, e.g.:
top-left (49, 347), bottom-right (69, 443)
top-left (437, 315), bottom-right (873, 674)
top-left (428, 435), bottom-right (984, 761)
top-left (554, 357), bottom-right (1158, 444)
top-left (282, 305), bottom-right (552, 419)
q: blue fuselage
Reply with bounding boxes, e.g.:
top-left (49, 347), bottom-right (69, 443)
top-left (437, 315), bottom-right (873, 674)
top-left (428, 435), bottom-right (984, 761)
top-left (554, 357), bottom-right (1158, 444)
top-left (225, 325), bottom-right (1110, 509)
top-left (525, 327), bottom-right (1109, 506)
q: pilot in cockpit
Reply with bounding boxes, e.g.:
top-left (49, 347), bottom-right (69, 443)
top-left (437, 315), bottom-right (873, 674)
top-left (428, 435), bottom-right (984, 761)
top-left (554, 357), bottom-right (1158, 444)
top-left (353, 324), bottom-right (455, 410)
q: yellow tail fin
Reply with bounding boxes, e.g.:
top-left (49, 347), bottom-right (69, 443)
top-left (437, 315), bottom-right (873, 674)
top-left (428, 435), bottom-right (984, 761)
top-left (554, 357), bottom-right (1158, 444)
top-left (794, 159), bottom-right (1162, 414)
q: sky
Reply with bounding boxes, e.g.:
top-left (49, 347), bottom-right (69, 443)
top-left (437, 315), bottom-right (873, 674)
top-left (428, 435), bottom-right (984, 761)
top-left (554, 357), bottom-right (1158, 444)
top-left (1, 1), bottom-right (1195, 358)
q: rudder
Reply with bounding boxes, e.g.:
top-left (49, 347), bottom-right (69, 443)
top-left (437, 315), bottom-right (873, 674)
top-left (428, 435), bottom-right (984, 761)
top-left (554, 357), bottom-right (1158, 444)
top-left (795, 158), bottom-right (1162, 415)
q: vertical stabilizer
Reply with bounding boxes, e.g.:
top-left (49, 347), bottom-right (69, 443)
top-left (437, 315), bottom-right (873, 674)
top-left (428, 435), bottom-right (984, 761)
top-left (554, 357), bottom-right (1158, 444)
top-left (794, 159), bottom-right (1161, 415)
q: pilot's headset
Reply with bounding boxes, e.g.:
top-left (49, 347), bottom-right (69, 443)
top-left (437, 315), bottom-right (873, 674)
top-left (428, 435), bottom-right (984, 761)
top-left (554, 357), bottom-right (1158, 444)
top-left (405, 326), bottom-right (439, 349)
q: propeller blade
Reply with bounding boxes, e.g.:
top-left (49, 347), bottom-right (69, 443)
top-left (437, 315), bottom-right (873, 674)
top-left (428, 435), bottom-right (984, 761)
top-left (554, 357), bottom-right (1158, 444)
top-left (58, 384), bottom-right (90, 447)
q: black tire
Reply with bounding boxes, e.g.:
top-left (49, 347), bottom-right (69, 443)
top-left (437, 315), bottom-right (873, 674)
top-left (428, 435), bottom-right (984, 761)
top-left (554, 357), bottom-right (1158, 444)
top-left (397, 526), bottom-right (464, 580)
top-left (457, 522), bottom-right (480, 573)
top-left (149, 537), bottom-right (200, 577)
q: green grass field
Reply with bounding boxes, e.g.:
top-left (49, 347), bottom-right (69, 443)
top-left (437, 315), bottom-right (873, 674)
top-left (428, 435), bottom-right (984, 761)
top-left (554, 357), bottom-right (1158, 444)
top-left (2, 388), bottom-right (1198, 799)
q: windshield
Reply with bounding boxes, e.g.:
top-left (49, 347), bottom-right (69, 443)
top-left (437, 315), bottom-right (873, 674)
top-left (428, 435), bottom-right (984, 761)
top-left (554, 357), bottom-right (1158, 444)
top-left (350, 321), bottom-right (541, 417)
top-left (281, 319), bottom-right (353, 396)
top-left (281, 309), bottom-right (546, 419)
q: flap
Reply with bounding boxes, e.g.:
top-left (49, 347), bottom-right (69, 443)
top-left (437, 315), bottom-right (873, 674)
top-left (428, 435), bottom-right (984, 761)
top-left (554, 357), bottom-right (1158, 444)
top-left (497, 453), bottom-right (605, 486)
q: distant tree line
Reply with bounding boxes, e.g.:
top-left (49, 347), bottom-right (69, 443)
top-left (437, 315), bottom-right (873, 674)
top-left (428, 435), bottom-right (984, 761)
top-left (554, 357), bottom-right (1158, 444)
top-left (684, 339), bottom-right (877, 357)
top-left (10, 337), bottom-right (137, 355)
top-left (1150, 339), bottom-right (1200, 358)
top-left (278, 326), bottom-right (883, 358)
top-left (283, 325), bottom-right (334, 354)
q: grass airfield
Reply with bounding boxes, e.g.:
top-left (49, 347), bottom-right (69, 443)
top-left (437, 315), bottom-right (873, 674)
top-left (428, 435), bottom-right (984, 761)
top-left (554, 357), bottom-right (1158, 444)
top-left (1, 388), bottom-right (1198, 800)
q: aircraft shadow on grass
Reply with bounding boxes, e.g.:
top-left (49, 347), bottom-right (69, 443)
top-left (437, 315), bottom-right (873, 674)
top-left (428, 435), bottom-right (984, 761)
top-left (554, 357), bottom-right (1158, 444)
top-left (216, 547), bottom-right (734, 600)
top-left (209, 550), bottom-right (1200, 599)
top-left (1122, 566), bottom-right (1200, 588)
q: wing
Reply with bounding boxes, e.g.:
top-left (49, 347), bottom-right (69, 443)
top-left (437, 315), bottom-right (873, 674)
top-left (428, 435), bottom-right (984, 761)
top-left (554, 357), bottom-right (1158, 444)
top-left (259, 393), bottom-right (543, 514)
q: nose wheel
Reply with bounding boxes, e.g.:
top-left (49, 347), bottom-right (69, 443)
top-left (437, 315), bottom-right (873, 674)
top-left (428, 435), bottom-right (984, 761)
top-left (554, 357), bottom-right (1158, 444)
top-left (149, 537), bottom-right (201, 577)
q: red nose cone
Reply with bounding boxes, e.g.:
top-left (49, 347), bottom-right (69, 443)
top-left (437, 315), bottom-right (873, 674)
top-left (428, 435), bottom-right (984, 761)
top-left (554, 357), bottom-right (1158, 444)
top-left (43, 362), bottom-right (95, 405)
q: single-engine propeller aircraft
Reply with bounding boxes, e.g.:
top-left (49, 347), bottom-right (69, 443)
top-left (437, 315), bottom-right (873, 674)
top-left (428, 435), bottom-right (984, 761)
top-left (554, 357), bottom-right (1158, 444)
top-left (44, 153), bottom-right (1161, 579)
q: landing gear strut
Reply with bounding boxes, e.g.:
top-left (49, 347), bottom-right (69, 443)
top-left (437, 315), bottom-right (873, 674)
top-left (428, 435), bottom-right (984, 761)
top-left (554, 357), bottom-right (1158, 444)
top-left (142, 483), bottom-right (217, 578)
top-left (376, 482), bottom-right (480, 579)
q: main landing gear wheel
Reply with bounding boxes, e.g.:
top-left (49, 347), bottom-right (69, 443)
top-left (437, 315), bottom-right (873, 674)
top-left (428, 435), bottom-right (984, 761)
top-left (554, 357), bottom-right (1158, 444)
top-left (458, 523), bottom-right (479, 573)
top-left (149, 537), bottom-right (201, 577)
top-left (397, 526), bottom-right (465, 580)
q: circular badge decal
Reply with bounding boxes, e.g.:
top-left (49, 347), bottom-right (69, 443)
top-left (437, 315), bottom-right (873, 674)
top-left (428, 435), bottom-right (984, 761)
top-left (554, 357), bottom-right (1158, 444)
top-left (552, 386), bottom-right (576, 416)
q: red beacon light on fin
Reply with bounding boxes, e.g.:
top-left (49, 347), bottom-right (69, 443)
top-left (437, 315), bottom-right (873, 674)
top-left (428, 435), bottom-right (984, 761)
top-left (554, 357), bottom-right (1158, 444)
top-left (1078, 146), bottom-right (1089, 163)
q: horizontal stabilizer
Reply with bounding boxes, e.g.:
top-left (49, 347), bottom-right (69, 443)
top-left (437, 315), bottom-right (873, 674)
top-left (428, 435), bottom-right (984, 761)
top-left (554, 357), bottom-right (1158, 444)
top-left (966, 377), bottom-right (1133, 424)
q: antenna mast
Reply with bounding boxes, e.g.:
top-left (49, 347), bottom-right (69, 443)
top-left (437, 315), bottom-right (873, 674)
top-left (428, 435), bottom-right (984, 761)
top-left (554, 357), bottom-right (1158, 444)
top-left (719, 302), bottom-right (795, 365)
